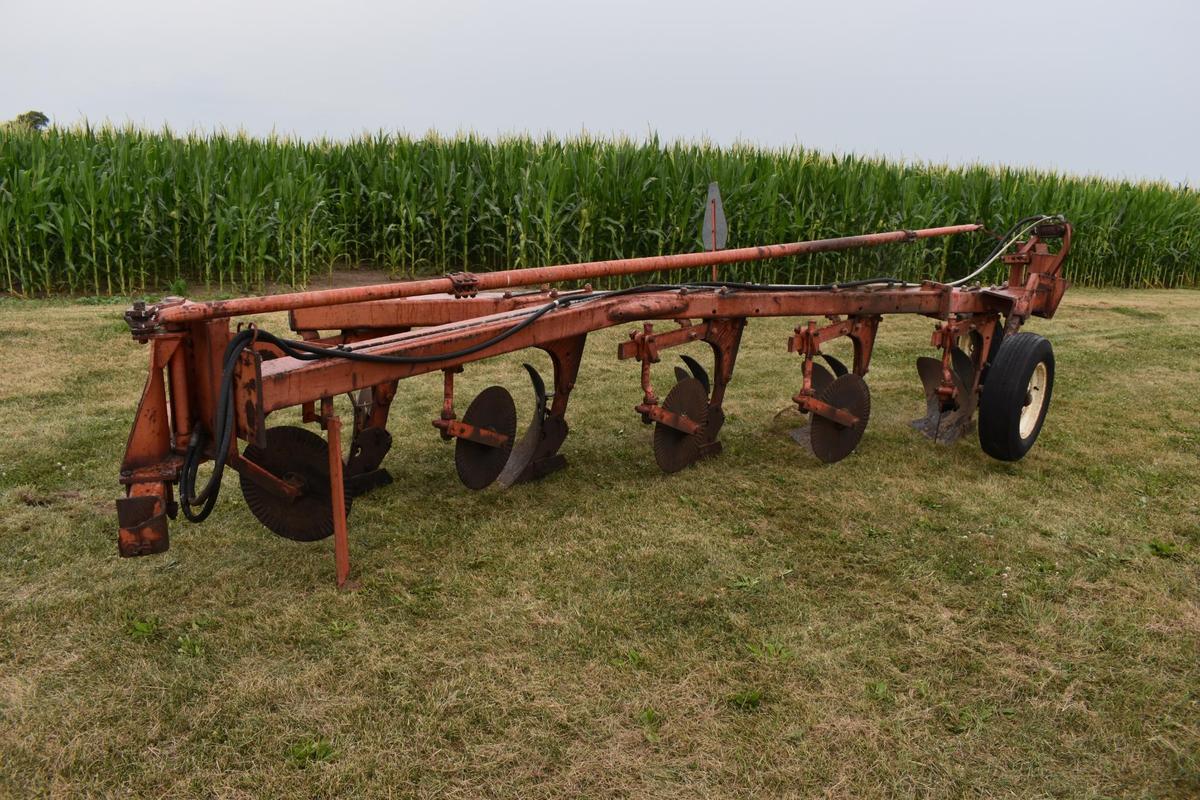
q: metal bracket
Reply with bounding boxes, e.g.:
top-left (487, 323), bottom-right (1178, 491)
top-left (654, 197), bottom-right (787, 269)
top-left (618, 320), bottom-right (709, 364)
top-left (634, 402), bottom-right (703, 435)
top-left (116, 492), bottom-right (170, 557)
top-left (446, 271), bottom-right (481, 298)
top-left (434, 367), bottom-right (463, 440)
top-left (789, 315), bottom-right (882, 410)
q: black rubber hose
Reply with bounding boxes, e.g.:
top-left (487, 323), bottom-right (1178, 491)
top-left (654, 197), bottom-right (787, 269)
top-left (179, 327), bottom-right (256, 521)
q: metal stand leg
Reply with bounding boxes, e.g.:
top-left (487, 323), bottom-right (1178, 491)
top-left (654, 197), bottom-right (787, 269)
top-left (322, 402), bottom-right (354, 591)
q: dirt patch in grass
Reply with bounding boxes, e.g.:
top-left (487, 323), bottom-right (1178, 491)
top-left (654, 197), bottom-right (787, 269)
top-left (1, 288), bottom-right (1198, 797)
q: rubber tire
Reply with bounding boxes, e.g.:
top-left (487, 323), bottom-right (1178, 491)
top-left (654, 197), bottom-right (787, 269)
top-left (978, 332), bottom-right (1054, 462)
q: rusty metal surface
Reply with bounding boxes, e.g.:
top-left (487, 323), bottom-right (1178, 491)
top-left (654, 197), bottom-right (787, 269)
top-left (254, 288), bottom-right (1019, 412)
top-left (346, 427), bottom-right (392, 479)
top-left (324, 407), bottom-right (354, 590)
top-left (289, 289), bottom-right (592, 332)
top-left (498, 336), bottom-right (587, 486)
top-left (787, 361), bottom-right (835, 447)
top-left (116, 491), bottom-right (169, 556)
top-left (495, 364), bottom-right (550, 489)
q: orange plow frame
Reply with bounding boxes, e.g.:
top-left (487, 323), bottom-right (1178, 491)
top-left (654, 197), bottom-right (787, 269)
top-left (118, 218), bottom-right (1072, 587)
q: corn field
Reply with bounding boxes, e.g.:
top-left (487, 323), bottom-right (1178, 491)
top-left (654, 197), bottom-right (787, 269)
top-left (1, 125), bottom-right (1197, 295)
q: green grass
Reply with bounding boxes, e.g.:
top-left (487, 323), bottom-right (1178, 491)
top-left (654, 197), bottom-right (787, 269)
top-left (1, 290), bottom-right (1199, 797)
top-left (2, 126), bottom-right (1198, 295)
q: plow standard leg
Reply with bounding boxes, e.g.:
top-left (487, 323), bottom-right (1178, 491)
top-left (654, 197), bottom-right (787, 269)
top-left (698, 317), bottom-right (746, 455)
top-left (505, 334), bottom-right (588, 484)
top-left (437, 334), bottom-right (587, 490)
top-left (789, 315), bottom-right (879, 462)
top-left (117, 335), bottom-right (184, 556)
top-left (344, 381), bottom-right (397, 497)
top-left (912, 314), bottom-right (1000, 444)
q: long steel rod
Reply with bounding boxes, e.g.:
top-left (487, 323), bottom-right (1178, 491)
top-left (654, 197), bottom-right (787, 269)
top-left (156, 224), bottom-right (981, 325)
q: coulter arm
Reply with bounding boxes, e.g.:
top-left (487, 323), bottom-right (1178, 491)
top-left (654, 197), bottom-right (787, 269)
top-left (116, 215), bottom-right (1071, 587)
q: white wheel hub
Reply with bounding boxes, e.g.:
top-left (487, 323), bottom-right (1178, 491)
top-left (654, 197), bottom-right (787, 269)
top-left (1019, 361), bottom-right (1048, 439)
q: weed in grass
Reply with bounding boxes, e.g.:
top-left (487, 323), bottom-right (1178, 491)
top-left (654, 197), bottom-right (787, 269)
top-left (285, 737), bottom-right (335, 768)
top-left (947, 704), bottom-right (1013, 735)
top-left (125, 617), bottom-right (161, 640)
top-left (406, 577), bottom-right (442, 599)
top-left (784, 727), bottom-right (806, 743)
top-left (611, 649), bottom-right (647, 669)
top-left (175, 633), bottom-right (204, 657)
top-left (1148, 540), bottom-right (1181, 559)
top-left (729, 575), bottom-right (762, 591)
top-left (326, 620), bottom-right (357, 638)
top-left (731, 521), bottom-right (755, 538)
top-left (748, 640), bottom-right (793, 661)
top-left (728, 688), bottom-right (766, 712)
top-left (636, 707), bottom-right (662, 742)
top-left (866, 681), bottom-right (893, 705)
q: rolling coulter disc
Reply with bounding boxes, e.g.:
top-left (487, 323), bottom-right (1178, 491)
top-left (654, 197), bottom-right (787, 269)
top-left (809, 373), bottom-right (871, 464)
top-left (653, 377), bottom-right (710, 474)
top-left (455, 385), bottom-right (517, 490)
top-left (240, 425), bottom-right (350, 542)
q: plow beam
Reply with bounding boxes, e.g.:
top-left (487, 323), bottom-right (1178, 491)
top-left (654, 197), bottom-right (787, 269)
top-left (253, 286), bottom-right (1034, 412)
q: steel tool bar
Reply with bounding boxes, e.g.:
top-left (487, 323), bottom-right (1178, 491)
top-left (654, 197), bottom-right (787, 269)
top-left (155, 224), bottom-right (982, 325)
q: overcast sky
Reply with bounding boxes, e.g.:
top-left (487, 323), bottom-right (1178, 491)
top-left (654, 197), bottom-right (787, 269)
top-left (3, 0), bottom-right (1196, 185)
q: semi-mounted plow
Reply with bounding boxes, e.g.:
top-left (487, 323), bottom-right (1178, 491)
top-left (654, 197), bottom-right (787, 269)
top-left (117, 188), bottom-right (1072, 588)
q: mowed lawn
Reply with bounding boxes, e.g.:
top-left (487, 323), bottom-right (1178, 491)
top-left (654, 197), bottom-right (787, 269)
top-left (1, 288), bottom-right (1198, 798)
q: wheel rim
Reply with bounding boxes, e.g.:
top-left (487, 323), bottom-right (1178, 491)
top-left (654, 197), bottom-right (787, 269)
top-left (1019, 362), bottom-right (1048, 439)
